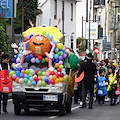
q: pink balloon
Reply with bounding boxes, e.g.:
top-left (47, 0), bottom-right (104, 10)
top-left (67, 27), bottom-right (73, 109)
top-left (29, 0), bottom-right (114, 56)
top-left (63, 53), bottom-right (67, 58)
top-left (12, 74), bottom-right (17, 79)
top-left (30, 32), bottom-right (34, 35)
top-left (45, 72), bottom-right (50, 77)
top-left (59, 61), bottom-right (63, 65)
top-left (31, 57), bottom-right (35, 63)
top-left (19, 78), bottom-right (24, 84)
top-left (26, 35), bottom-right (30, 40)
top-left (65, 75), bottom-right (68, 78)
top-left (16, 58), bottom-right (20, 62)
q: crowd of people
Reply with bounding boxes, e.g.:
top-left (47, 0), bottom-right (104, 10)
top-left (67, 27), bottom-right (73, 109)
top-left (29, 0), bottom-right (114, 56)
top-left (74, 53), bottom-right (120, 109)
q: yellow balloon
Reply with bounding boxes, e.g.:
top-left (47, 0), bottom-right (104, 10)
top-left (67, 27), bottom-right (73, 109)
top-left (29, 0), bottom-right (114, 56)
top-left (69, 52), bottom-right (71, 56)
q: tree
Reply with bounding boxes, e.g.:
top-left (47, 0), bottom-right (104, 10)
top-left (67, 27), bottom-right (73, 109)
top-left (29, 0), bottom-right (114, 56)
top-left (15, 0), bottom-right (41, 33)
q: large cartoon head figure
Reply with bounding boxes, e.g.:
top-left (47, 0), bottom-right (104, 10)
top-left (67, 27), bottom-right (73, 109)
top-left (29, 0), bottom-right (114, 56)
top-left (29, 34), bottom-right (51, 57)
top-left (0, 70), bottom-right (12, 93)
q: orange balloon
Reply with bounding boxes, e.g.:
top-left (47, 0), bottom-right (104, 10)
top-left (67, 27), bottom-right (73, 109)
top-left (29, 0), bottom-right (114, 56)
top-left (15, 77), bottom-right (20, 83)
top-left (9, 75), bottom-right (12, 79)
top-left (45, 57), bottom-right (49, 62)
top-left (59, 77), bottom-right (63, 83)
top-left (39, 76), bottom-right (42, 80)
top-left (12, 63), bottom-right (15, 68)
top-left (52, 75), bottom-right (57, 80)
top-left (46, 69), bottom-right (51, 73)
top-left (21, 70), bottom-right (25, 74)
top-left (29, 34), bottom-right (51, 57)
top-left (55, 63), bottom-right (60, 68)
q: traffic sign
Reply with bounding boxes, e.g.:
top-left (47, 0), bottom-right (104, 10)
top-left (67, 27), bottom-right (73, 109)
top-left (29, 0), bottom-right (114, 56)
top-left (94, 48), bottom-right (100, 54)
top-left (0, 0), bottom-right (13, 18)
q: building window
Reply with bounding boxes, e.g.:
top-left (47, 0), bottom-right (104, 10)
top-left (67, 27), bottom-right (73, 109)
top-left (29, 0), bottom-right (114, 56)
top-left (54, 0), bottom-right (57, 19)
top-left (71, 3), bottom-right (73, 21)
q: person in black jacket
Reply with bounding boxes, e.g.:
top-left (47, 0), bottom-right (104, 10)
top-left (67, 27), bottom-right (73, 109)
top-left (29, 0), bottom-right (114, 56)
top-left (77, 53), bottom-right (97, 109)
top-left (0, 53), bottom-right (11, 114)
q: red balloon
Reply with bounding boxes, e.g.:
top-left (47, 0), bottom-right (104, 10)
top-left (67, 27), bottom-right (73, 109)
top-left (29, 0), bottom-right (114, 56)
top-left (50, 71), bottom-right (55, 75)
top-left (57, 68), bottom-right (61, 72)
top-left (55, 73), bottom-right (59, 78)
top-left (59, 73), bottom-right (64, 77)
top-left (35, 70), bottom-right (38, 75)
top-left (51, 79), bottom-right (55, 85)
top-left (24, 56), bottom-right (26, 62)
top-left (34, 77), bottom-right (39, 82)
top-left (38, 56), bottom-right (43, 61)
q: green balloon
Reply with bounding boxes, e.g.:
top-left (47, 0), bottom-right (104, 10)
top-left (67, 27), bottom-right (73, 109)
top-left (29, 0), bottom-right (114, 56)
top-left (10, 71), bottom-right (15, 76)
top-left (24, 78), bottom-right (28, 83)
top-left (42, 71), bottom-right (46, 76)
top-left (38, 71), bottom-right (42, 76)
top-left (56, 52), bottom-right (61, 56)
top-left (42, 80), bottom-right (46, 86)
top-left (20, 47), bottom-right (22, 51)
top-left (41, 58), bottom-right (45, 63)
top-left (25, 69), bottom-right (30, 74)
top-left (42, 31), bottom-right (46, 35)
top-left (59, 65), bottom-right (63, 69)
top-left (63, 76), bottom-right (67, 81)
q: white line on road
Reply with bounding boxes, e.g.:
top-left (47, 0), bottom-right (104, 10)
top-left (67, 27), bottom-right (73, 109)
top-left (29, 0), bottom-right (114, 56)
top-left (8, 99), bottom-right (12, 102)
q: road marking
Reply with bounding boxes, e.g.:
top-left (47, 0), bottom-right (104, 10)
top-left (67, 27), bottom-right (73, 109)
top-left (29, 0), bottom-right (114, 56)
top-left (71, 106), bottom-right (80, 111)
top-left (49, 116), bottom-right (58, 119)
top-left (8, 99), bottom-right (12, 102)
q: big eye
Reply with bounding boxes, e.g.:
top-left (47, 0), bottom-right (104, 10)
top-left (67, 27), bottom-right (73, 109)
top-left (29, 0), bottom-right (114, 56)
top-left (1, 78), bottom-right (4, 80)
top-left (7, 77), bottom-right (10, 79)
top-left (36, 37), bottom-right (43, 40)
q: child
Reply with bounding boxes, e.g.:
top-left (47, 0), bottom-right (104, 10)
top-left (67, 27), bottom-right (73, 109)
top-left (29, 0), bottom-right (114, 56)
top-left (97, 67), bottom-right (107, 104)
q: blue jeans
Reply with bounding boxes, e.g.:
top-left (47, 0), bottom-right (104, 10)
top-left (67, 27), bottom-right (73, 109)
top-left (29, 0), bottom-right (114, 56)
top-left (0, 92), bottom-right (8, 111)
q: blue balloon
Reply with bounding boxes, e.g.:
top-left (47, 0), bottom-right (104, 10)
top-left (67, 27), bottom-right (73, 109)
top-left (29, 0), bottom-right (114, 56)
top-left (13, 65), bottom-right (16, 69)
top-left (54, 54), bottom-right (59, 59)
top-left (32, 81), bottom-right (36, 85)
top-left (42, 76), bottom-right (46, 80)
top-left (29, 77), bottom-right (34, 81)
top-left (49, 35), bottom-right (53, 40)
top-left (54, 48), bottom-right (59, 53)
top-left (18, 54), bottom-right (22, 58)
top-left (26, 56), bottom-right (30, 61)
top-left (27, 75), bottom-right (31, 79)
top-left (18, 68), bottom-right (22, 72)
top-left (51, 40), bottom-right (56, 44)
top-left (16, 71), bottom-right (21, 77)
top-left (30, 70), bottom-right (35, 75)
top-left (54, 70), bottom-right (57, 73)
top-left (36, 58), bottom-right (40, 64)
top-left (24, 73), bottom-right (28, 78)
top-left (46, 33), bottom-right (49, 37)
top-left (9, 69), bottom-right (12, 73)
top-left (60, 51), bottom-right (64, 56)
top-left (60, 50), bottom-right (64, 53)
top-left (55, 59), bottom-right (59, 63)
top-left (30, 34), bottom-right (33, 38)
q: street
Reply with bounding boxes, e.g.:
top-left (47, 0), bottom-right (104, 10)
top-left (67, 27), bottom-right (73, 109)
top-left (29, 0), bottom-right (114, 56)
top-left (0, 99), bottom-right (120, 120)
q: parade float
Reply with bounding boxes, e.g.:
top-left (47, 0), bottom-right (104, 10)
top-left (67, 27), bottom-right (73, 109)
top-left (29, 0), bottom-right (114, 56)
top-left (10, 26), bottom-right (79, 115)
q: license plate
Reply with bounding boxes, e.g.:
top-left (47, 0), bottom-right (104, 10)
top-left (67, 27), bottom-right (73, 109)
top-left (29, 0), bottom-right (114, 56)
top-left (43, 95), bottom-right (58, 101)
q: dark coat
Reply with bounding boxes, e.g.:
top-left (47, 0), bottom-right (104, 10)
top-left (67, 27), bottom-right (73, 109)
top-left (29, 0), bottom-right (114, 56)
top-left (77, 61), bottom-right (97, 90)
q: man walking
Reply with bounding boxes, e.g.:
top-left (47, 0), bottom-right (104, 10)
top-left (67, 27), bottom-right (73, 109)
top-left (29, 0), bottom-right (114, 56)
top-left (77, 53), bottom-right (97, 109)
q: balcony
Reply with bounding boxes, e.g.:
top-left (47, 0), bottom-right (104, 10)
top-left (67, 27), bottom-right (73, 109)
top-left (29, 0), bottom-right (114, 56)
top-left (108, 21), bottom-right (120, 31)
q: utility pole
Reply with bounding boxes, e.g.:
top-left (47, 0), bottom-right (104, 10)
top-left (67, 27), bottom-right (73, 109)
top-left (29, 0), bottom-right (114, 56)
top-left (86, 0), bottom-right (88, 50)
top-left (22, 0), bottom-right (24, 32)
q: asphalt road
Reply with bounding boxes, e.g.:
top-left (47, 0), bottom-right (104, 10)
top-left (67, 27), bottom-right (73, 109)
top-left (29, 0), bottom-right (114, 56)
top-left (0, 99), bottom-right (120, 120)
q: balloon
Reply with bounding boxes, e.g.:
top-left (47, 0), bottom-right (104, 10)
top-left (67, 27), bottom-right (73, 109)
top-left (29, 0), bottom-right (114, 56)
top-left (24, 73), bottom-right (28, 78)
top-left (55, 63), bottom-right (60, 68)
top-left (59, 77), bottom-right (63, 83)
top-left (25, 69), bottom-right (30, 74)
top-left (19, 78), bottom-right (24, 84)
top-left (33, 75), bottom-right (37, 78)
top-left (36, 58), bottom-right (40, 64)
top-left (65, 52), bottom-right (69, 57)
top-left (41, 58), bottom-right (45, 63)
top-left (57, 68), bottom-right (61, 72)
top-left (57, 43), bottom-right (63, 50)
top-left (15, 77), bottom-right (20, 83)
top-left (32, 81), bottom-right (36, 85)
top-left (30, 70), bottom-right (35, 75)
top-left (54, 54), bottom-right (59, 59)
top-left (30, 34), bottom-right (33, 38)
top-left (26, 35), bottom-right (30, 39)
top-left (13, 65), bottom-right (16, 69)
top-left (52, 75), bottom-right (57, 80)
top-left (29, 53), bottom-right (34, 58)
top-left (24, 78), bottom-right (28, 83)
top-left (56, 52), bottom-right (61, 56)
top-left (45, 57), bottom-right (49, 62)
top-left (63, 76), bottom-right (67, 81)
top-left (39, 76), bottom-right (42, 80)
top-left (35, 70), bottom-right (38, 75)
top-left (22, 68), bottom-right (26, 70)
top-left (52, 58), bottom-right (54, 62)
top-left (59, 61), bottom-right (63, 65)
top-left (27, 80), bottom-right (32, 86)
top-left (21, 70), bottom-right (25, 74)
top-left (9, 69), bottom-right (12, 73)
top-left (31, 57), bottom-right (36, 63)
top-left (59, 65), bottom-right (63, 69)
top-left (48, 75), bottom-right (52, 80)
top-left (55, 59), bottom-right (59, 63)
top-left (27, 75), bottom-right (31, 79)
top-left (34, 77), bottom-right (39, 82)
top-left (18, 54), bottom-right (22, 58)
top-left (16, 71), bottom-right (21, 77)
top-left (50, 79), bottom-right (55, 85)
top-left (20, 73), bottom-right (24, 78)
top-left (12, 74), bottom-right (17, 79)
top-left (63, 53), bottom-right (67, 58)
top-left (55, 73), bottom-right (59, 78)
top-left (42, 72), bottom-right (46, 76)
top-left (29, 77), bottom-right (34, 81)
top-left (37, 80), bottom-right (42, 86)
top-left (42, 80), bottom-right (47, 86)
top-left (55, 78), bottom-right (59, 83)
top-left (38, 71), bottom-right (42, 76)
top-left (59, 73), bottom-right (64, 77)
top-left (60, 51), bottom-right (64, 56)
top-left (46, 33), bottom-right (49, 37)
top-left (38, 56), bottom-right (42, 61)
top-left (46, 69), bottom-right (51, 73)
top-left (12, 63), bottom-right (16, 68)
top-left (45, 72), bottom-right (50, 77)
top-left (42, 76), bottom-right (46, 80)
top-left (50, 71), bottom-right (55, 75)
top-left (26, 56), bottom-right (30, 61)
top-left (59, 56), bottom-right (63, 61)
top-left (69, 52), bottom-right (71, 56)
top-left (16, 58), bottom-right (20, 63)
top-left (49, 35), bottom-right (53, 40)
top-left (10, 71), bottom-right (15, 76)
top-left (54, 70), bottom-right (57, 73)
top-left (55, 48), bottom-right (59, 53)
top-left (42, 31), bottom-right (46, 35)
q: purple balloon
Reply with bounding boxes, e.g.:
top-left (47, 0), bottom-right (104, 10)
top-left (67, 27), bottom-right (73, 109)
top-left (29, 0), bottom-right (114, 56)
top-left (45, 79), bottom-right (48, 83)
top-left (12, 74), bottom-right (17, 79)
top-left (15, 68), bottom-right (19, 71)
top-left (59, 56), bottom-right (63, 60)
top-left (47, 80), bottom-right (50, 84)
top-left (52, 58), bottom-right (54, 62)
top-left (20, 73), bottom-right (24, 78)
top-left (29, 54), bottom-right (34, 58)
top-left (65, 52), bottom-right (69, 57)
top-left (63, 53), bottom-right (67, 58)
top-left (22, 68), bottom-right (26, 70)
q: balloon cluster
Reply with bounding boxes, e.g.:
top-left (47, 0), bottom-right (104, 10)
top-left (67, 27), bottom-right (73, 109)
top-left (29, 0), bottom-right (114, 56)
top-left (10, 30), bottom-right (71, 87)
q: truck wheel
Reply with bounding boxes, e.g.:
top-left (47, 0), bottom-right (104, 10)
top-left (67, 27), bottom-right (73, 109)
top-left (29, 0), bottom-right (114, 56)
top-left (59, 103), bottom-right (66, 116)
top-left (24, 108), bottom-right (30, 112)
top-left (14, 103), bottom-right (21, 115)
top-left (66, 96), bottom-right (72, 113)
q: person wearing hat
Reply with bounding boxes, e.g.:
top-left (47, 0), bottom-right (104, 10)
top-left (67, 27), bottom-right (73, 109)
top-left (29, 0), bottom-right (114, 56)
top-left (77, 53), bottom-right (97, 109)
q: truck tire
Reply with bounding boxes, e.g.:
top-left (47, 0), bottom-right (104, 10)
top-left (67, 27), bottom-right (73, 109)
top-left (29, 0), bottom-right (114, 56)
top-left (14, 103), bottom-right (21, 115)
top-left (24, 108), bottom-right (30, 112)
top-left (59, 102), bottom-right (66, 116)
top-left (66, 96), bottom-right (72, 113)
